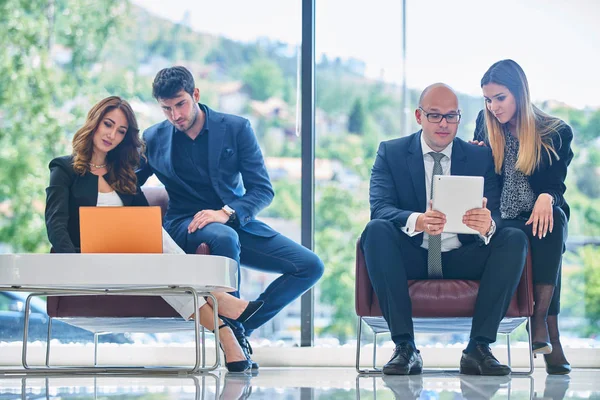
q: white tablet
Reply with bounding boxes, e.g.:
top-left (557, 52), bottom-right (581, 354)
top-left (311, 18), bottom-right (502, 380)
top-left (432, 175), bottom-right (484, 234)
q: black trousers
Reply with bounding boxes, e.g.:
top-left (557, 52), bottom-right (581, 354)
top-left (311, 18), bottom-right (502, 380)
top-left (360, 219), bottom-right (528, 342)
top-left (501, 206), bottom-right (568, 315)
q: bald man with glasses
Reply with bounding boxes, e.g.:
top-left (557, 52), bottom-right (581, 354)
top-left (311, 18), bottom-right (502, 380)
top-left (361, 83), bottom-right (528, 375)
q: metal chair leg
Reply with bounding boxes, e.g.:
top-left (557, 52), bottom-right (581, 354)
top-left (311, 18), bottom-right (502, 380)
top-left (507, 332), bottom-right (512, 368)
top-left (511, 317), bottom-right (534, 375)
top-left (45, 317), bottom-right (53, 367)
top-left (372, 332), bottom-right (378, 370)
top-left (94, 333), bottom-right (99, 366)
top-left (356, 317), bottom-right (382, 375)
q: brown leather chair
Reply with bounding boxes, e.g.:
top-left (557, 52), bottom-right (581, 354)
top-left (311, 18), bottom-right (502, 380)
top-left (46, 186), bottom-right (209, 319)
top-left (355, 238), bottom-right (534, 374)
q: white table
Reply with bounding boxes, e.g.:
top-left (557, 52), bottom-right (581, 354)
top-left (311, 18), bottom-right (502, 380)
top-left (0, 253), bottom-right (238, 375)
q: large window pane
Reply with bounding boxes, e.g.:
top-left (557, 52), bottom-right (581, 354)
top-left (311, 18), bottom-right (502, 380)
top-left (315, 0), bottom-right (600, 348)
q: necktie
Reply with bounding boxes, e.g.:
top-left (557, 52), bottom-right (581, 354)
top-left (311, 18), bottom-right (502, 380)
top-left (427, 152), bottom-right (445, 278)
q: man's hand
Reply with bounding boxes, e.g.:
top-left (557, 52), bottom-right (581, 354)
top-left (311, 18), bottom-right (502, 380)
top-left (188, 209), bottom-right (229, 233)
top-left (416, 201), bottom-right (446, 236)
top-left (526, 193), bottom-right (554, 239)
top-left (463, 197), bottom-right (492, 236)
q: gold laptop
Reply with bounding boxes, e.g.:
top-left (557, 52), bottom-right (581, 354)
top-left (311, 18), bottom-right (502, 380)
top-left (79, 206), bottom-right (163, 253)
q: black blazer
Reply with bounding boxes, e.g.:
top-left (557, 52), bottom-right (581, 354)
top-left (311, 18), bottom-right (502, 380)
top-left (45, 155), bottom-right (149, 253)
top-left (369, 131), bottom-right (502, 247)
top-left (474, 110), bottom-right (574, 220)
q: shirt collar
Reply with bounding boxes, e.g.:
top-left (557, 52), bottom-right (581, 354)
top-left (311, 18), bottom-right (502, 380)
top-left (420, 131), bottom-right (453, 159)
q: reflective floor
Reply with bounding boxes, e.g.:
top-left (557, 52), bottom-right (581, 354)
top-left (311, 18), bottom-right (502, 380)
top-left (0, 368), bottom-right (598, 399)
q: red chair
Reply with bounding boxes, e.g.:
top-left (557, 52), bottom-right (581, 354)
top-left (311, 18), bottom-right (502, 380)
top-left (355, 238), bottom-right (534, 374)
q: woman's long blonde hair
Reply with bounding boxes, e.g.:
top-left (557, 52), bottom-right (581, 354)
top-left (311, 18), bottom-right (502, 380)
top-left (481, 59), bottom-right (563, 176)
top-left (71, 96), bottom-right (145, 195)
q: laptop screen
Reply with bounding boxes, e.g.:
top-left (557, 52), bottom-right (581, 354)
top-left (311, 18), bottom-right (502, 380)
top-left (79, 206), bottom-right (163, 253)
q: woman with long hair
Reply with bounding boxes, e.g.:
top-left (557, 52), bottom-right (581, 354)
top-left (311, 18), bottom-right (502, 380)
top-left (45, 96), bottom-right (260, 372)
top-left (473, 60), bottom-right (574, 375)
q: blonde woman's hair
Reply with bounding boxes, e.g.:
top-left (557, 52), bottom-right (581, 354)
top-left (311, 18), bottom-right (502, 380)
top-left (71, 96), bottom-right (145, 194)
top-left (481, 59), bottom-right (563, 176)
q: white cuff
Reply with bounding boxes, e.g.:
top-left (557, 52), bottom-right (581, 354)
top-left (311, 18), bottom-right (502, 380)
top-left (402, 213), bottom-right (422, 237)
top-left (479, 219), bottom-right (496, 245)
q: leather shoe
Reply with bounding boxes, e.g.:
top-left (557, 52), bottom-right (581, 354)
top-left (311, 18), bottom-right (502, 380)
top-left (460, 344), bottom-right (511, 376)
top-left (216, 325), bottom-right (251, 373)
top-left (533, 341), bottom-right (553, 355)
top-left (544, 356), bottom-right (571, 375)
top-left (382, 342), bottom-right (423, 375)
top-left (237, 335), bottom-right (259, 370)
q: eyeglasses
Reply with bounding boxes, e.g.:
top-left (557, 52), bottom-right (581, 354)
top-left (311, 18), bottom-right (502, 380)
top-left (418, 107), bottom-right (461, 124)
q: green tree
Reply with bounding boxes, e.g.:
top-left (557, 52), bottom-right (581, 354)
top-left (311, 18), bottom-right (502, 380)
top-left (348, 98), bottom-right (366, 134)
top-left (0, 0), bottom-right (120, 252)
top-left (243, 58), bottom-right (284, 101)
top-left (582, 246), bottom-right (600, 335)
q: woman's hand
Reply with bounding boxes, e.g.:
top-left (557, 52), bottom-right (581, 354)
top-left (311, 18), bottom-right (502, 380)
top-left (526, 193), bottom-right (554, 239)
top-left (468, 140), bottom-right (486, 146)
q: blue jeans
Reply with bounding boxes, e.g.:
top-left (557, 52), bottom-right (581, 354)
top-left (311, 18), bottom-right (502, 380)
top-left (168, 220), bottom-right (324, 337)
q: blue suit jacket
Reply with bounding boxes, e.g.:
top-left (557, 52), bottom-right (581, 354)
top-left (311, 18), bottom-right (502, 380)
top-left (369, 131), bottom-right (502, 246)
top-left (137, 105), bottom-right (276, 238)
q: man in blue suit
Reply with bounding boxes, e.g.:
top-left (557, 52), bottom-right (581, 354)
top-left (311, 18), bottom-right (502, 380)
top-left (137, 66), bottom-right (324, 369)
top-left (361, 83), bottom-right (527, 375)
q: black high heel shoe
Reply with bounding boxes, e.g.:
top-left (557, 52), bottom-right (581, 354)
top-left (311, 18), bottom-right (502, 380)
top-left (235, 300), bottom-right (264, 323)
top-left (204, 298), bottom-right (264, 324)
top-left (216, 324), bottom-right (252, 373)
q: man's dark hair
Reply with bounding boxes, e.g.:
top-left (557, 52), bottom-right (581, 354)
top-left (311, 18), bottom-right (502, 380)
top-left (152, 66), bottom-right (195, 100)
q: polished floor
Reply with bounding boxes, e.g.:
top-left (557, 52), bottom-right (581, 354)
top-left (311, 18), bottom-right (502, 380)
top-left (0, 368), bottom-right (598, 399)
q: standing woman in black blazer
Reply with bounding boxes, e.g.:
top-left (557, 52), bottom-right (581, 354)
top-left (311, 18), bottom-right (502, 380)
top-left (473, 60), bottom-right (574, 374)
top-left (44, 96), bottom-right (260, 372)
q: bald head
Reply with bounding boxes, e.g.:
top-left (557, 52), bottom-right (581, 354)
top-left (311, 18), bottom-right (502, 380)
top-left (415, 82), bottom-right (461, 152)
top-left (418, 83), bottom-right (458, 109)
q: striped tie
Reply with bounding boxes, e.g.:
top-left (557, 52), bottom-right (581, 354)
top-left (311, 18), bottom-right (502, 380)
top-left (427, 152), bottom-right (445, 278)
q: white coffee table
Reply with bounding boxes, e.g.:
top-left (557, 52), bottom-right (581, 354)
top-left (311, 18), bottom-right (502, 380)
top-left (0, 253), bottom-right (238, 375)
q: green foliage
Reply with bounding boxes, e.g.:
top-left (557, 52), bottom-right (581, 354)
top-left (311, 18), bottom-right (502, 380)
top-left (348, 99), bottom-right (366, 134)
top-left (0, 0), bottom-right (121, 252)
top-left (315, 184), bottom-right (369, 342)
top-left (243, 58), bottom-right (284, 101)
top-left (582, 246), bottom-right (600, 335)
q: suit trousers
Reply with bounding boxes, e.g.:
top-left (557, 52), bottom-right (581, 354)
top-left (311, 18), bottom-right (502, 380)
top-left (167, 219), bottom-right (324, 337)
top-left (360, 219), bottom-right (528, 342)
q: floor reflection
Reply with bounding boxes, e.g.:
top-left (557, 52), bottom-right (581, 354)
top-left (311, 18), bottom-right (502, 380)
top-left (0, 368), bottom-right (596, 399)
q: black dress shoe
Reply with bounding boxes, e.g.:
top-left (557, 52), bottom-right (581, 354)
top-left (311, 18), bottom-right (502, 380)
top-left (382, 343), bottom-right (423, 375)
top-left (460, 344), bottom-right (511, 376)
top-left (237, 335), bottom-right (259, 370)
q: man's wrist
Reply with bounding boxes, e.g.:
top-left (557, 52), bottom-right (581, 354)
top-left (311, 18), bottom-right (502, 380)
top-left (222, 205), bottom-right (236, 223)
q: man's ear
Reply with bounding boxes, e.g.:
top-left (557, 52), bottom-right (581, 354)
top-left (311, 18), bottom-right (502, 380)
top-left (193, 87), bottom-right (200, 102)
top-left (415, 108), bottom-right (422, 125)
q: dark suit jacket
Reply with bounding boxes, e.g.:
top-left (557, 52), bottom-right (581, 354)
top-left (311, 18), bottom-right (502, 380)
top-left (369, 131), bottom-right (501, 247)
top-left (474, 110), bottom-right (573, 220)
top-left (45, 155), bottom-right (149, 253)
top-left (137, 104), bottom-right (276, 238)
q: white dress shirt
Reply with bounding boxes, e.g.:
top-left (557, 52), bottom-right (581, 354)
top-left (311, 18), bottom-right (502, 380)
top-left (401, 136), bottom-right (494, 250)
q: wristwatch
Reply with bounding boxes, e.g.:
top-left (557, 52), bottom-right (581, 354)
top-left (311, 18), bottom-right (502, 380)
top-left (222, 205), bottom-right (236, 223)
